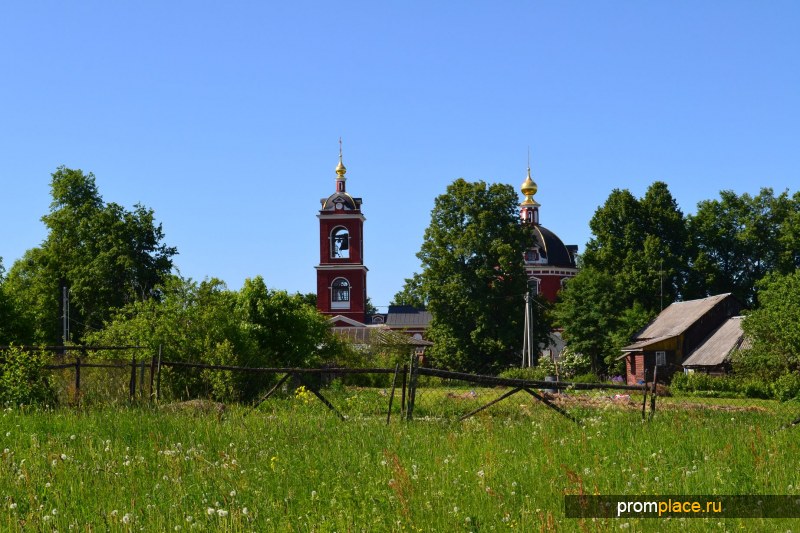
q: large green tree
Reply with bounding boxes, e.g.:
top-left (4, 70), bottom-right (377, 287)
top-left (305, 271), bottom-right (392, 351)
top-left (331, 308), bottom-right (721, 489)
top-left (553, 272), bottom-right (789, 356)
top-left (687, 188), bottom-right (800, 306)
top-left (4, 167), bottom-right (176, 343)
top-left (736, 270), bottom-right (800, 379)
top-left (555, 182), bottom-right (687, 374)
top-left (401, 178), bottom-right (548, 373)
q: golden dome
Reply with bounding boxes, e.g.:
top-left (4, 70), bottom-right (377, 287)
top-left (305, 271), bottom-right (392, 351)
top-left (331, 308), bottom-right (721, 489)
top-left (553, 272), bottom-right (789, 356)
top-left (335, 157), bottom-right (347, 178)
top-left (520, 167), bottom-right (538, 206)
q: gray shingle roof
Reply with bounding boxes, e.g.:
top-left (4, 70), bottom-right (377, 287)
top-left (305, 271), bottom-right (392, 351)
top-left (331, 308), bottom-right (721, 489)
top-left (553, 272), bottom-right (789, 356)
top-left (621, 293), bottom-right (732, 351)
top-left (682, 316), bottom-right (745, 367)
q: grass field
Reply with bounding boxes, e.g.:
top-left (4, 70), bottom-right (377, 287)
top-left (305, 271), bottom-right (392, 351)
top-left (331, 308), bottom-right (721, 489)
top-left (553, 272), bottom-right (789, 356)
top-left (1, 389), bottom-right (799, 532)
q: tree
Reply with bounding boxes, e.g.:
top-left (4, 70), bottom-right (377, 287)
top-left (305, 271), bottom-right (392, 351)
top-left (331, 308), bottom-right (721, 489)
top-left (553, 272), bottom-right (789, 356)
top-left (408, 178), bottom-right (547, 372)
top-left (87, 275), bottom-right (346, 402)
top-left (555, 182), bottom-right (684, 374)
top-left (391, 273), bottom-right (427, 309)
top-left (4, 167), bottom-right (176, 343)
top-left (688, 189), bottom-right (800, 306)
top-left (737, 270), bottom-right (800, 378)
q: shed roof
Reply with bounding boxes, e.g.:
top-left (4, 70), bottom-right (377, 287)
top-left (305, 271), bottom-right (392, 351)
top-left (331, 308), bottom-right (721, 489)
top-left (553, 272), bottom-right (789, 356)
top-left (682, 316), bottom-right (745, 367)
top-left (332, 326), bottom-right (433, 347)
top-left (386, 311), bottom-right (432, 328)
top-left (621, 293), bottom-right (732, 351)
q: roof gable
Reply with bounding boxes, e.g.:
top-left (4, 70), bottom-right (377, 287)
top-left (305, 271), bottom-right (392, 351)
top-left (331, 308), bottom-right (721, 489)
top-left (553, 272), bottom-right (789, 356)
top-left (622, 293), bottom-right (734, 351)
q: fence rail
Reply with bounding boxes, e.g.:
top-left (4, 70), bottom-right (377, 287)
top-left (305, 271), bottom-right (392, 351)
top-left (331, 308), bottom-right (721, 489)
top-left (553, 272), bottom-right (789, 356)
top-left (2, 345), bottom-right (798, 428)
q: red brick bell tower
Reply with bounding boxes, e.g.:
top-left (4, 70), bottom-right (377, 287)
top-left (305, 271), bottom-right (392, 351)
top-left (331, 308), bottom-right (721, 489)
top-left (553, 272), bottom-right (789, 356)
top-left (315, 142), bottom-right (368, 325)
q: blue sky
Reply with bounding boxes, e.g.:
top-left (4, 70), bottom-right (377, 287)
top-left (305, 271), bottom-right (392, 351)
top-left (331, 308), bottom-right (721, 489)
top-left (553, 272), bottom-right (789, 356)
top-left (2, 2), bottom-right (798, 309)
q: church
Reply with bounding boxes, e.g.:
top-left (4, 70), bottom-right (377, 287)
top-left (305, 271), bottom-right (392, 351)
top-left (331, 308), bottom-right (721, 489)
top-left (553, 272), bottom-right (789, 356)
top-left (314, 148), bottom-right (578, 350)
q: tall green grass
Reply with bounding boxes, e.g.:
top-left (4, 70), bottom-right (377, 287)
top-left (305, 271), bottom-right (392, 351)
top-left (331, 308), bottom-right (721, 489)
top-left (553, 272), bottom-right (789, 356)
top-left (0, 395), bottom-right (799, 531)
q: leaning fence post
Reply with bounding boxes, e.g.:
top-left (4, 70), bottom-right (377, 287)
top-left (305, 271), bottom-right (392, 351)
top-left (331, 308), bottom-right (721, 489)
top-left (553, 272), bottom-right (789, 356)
top-left (129, 355), bottom-right (137, 402)
top-left (74, 356), bottom-right (81, 405)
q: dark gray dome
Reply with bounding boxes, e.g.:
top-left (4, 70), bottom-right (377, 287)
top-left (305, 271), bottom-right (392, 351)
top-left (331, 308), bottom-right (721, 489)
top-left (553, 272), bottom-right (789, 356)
top-left (531, 225), bottom-right (576, 268)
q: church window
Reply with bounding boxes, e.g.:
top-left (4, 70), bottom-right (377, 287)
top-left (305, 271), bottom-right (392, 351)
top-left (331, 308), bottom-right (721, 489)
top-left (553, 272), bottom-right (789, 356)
top-left (525, 249), bottom-right (540, 263)
top-left (331, 278), bottom-right (350, 309)
top-left (331, 227), bottom-right (350, 258)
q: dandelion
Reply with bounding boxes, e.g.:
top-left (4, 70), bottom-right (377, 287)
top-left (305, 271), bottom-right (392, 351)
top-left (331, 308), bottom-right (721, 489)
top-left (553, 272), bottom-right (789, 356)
top-left (45, 482), bottom-right (51, 488)
top-left (216, 509), bottom-right (228, 517)
top-left (185, 516), bottom-right (193, 523)
top-left (43, 515), bottom-right (51, 522)
top-left (476, 470), bottom-right (485, 478)
top-left (122, 513), bottom-right (132, 524)
top-left (111, 510), bottom-right (119, 517)
top-left (229, 490), bottom-right (236, 498)
top-left (207, 508), bottom-right (215, 516)
top-left (70, 435), bottom-right (76, 440)
top-left (60, 454), bottom-right (67, 460)
top-left (51, 508), bottom-right (57, 515)
top-left (242, 508), bottom-right (249, 515)
top-left (9, 503), bottom-right (17, 510)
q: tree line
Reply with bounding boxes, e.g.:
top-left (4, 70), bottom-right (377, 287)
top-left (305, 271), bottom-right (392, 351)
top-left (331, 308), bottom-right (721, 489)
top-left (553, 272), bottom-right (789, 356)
top-left (395, 179), bottom-right (800, 377)
top-left (0, 168), bottom-right (351, 403)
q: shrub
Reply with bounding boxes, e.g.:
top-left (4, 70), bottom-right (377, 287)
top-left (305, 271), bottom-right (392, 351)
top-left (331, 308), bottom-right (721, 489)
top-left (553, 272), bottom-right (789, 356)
top-left (498, 367), bottom-right (551, 382)
top-left (0, 346), bottom-right (56, 406)
top-left (772, 372), bottom-right (800, 402)
top-left (570, 372), bottom-right (601, 384)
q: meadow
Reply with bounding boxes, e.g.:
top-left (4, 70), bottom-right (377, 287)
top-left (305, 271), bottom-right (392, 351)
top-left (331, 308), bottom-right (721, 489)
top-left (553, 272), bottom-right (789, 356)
top-left (1, 388), bottom-right (799, 532)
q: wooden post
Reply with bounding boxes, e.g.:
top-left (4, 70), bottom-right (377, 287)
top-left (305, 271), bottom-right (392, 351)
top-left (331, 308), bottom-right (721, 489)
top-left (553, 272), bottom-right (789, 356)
top-left (149, 356), bottom-right (156, 403)
top-left (649, 365), bottom-right (658, 419)
top-left (74, 356), bottom-right (81, 405)
top-left (407, 354), bottom-right (418, 421)
top-left (641, 368), bottom-right (648, 421)
top-left (400, 364), bottom-right (408, 417)
top-left (139, 359), bottom-right (146, 399)
top-left (387, 363), bottom-right (399, 425)
top-left (129, 355), bottom-right (137, 402)
top-left (156, 345), bottom-right (162, 402)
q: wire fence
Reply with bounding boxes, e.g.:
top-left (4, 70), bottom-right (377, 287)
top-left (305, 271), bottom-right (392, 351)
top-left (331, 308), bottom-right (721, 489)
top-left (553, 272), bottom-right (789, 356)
top-left (2, 346), bottom-right (799, 429)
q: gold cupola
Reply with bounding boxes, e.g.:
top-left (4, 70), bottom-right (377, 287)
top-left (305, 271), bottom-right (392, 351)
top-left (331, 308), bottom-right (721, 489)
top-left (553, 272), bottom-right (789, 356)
top-left (520, 166), bottom-right (539, 207)
top-left (335, 138), bottom-right (347, 192)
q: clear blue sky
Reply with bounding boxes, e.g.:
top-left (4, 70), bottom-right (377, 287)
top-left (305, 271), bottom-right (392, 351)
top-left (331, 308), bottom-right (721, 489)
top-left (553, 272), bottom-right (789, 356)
top-left (2, 2), bottom-right (798, 309)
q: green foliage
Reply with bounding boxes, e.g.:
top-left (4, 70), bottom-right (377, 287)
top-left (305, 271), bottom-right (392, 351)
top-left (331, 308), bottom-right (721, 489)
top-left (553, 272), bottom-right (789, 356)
top-left (0, 346), bottom-right (55, 406)
top-left (4, 167), bottom-right (176, 343)
top-left (740, 270), bottom-right (800, 376)
top-left (409, 179), bottom-right (548, 373)
top-left (688, 189), bottom-right (800, 306)
top-left (86, 275), bottom-right (347, 402)
top-left (772, 372), bottom-right (800, 402)
top-left (391, 273), bottom-right (427, 309)
top-left (498, 366), bottom-right (552, 382)
top-left (671, 372), bottom-right (776, 400)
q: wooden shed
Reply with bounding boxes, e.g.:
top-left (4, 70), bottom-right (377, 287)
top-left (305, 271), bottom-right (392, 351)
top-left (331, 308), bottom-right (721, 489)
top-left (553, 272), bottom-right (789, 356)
top-left (620, 293), bottom-right (741, 385)
top-left (681, 316), bottom-right (747, 375)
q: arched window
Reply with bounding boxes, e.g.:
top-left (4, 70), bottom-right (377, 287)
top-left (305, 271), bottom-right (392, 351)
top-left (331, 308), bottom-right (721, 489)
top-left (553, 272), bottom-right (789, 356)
top-left (331, 227), bottom-right (350, 259)
top-left (331, 278), bottom-right (350, 309)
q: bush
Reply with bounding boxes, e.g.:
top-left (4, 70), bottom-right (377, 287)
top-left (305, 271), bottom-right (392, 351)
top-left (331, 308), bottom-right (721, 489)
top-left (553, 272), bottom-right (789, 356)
top-left (772, 372), bottom-right (800, 402)
top-left (570, 372), bottom-right (601, 383)
top-left (498, 367), bottom-right (552, 382)
top-left (0, 346), bottom-right (56, 406)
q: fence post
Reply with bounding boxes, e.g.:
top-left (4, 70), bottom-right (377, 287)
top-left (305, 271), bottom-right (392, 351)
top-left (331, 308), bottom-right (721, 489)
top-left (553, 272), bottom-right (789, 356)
top-left (139, 359), bottom-right (146, 399)
top-left (400, 364), bottom-right (408, 417)
top-left (129, 355), bottom-right (137, 402)
top-left (641, 368), bottom-right (648, 421)
top-left (407, 354), bottom-right (419, 421)
top-left (387, 363), bottom-right (400, 425)
top-left (149, 355), bottom-right (156, 403)
top-left (649, 365), bottom-right (658, 419)
top-left (156, 345), bottom-right (162, 403)
top-left (74, 356), bottom-right (81, 405)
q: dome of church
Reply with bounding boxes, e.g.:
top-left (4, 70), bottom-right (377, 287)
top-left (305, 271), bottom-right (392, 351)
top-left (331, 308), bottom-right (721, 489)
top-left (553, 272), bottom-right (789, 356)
top-left (530, 225), bottom-right (577, 268)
